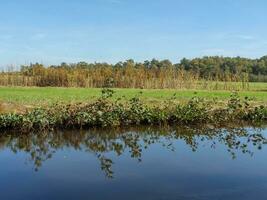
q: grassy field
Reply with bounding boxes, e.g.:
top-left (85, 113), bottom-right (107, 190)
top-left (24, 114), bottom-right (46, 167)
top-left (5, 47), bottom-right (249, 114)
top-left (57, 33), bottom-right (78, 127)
top-left (0, 86), bottom-right (267, 106)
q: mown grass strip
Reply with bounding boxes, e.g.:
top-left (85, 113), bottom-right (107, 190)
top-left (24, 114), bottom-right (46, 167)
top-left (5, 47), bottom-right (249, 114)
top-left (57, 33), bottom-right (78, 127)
top-left (0, 87), bottom-right (267, 106)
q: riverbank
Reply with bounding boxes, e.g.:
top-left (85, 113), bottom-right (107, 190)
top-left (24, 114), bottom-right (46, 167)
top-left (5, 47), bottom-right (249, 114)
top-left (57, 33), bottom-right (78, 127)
top-left (0, 89), bottom-right (266, 132)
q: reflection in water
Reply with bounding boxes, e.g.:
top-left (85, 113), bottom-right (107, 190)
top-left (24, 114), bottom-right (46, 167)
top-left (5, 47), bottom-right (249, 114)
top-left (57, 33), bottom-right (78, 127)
top-left (0, 126), bottom-right (266, 178)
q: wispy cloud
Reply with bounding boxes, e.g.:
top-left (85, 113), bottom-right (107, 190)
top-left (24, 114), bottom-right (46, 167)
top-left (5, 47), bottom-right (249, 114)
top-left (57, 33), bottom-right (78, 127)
top-left (201, 48), bottom-right (229, 55)
top-left (106, 0), bottom-right (123, 4)
top-left (234, 34), bottom-right (255, 40)
top-left (0, 34), bottom-right (13, 40)
top-left (31, 33), bottom-right (46, 40)
top-left (215, 32), bottom-right (256, 41)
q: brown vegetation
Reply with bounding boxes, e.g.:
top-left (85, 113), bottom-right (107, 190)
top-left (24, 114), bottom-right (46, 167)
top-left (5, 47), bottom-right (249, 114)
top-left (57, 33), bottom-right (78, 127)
top-left (0, 60), bottom-right (250, 90)
top-left (0, 102), bottom-right (29, 114)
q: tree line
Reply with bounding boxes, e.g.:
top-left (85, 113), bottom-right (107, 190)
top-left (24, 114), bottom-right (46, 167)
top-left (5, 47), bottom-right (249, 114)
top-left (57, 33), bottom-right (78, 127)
top-left (1, 55), bottom-right (266, 89)
top-left (179, 55), bottom-right (267, 82)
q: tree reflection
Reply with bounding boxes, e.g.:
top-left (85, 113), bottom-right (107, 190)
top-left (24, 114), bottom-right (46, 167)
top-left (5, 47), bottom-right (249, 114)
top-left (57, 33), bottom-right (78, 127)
top-left (0, 126), bottom-right (266, 178)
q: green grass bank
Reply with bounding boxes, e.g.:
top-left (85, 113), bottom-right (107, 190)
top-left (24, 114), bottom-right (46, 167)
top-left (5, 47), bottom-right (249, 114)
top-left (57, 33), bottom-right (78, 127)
top-left (0, 86), bottom-right (267, 106)
top-left (0, 89), bottom-right (267, 132)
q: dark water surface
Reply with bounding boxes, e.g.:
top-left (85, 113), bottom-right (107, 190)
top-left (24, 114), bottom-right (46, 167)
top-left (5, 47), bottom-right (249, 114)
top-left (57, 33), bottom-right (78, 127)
top-left (0, 126), bottom-right (267, 200)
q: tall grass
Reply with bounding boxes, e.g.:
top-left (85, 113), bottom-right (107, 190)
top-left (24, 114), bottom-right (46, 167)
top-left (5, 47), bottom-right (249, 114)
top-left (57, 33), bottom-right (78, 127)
top-left (0, 64), bottom-right (250, 90)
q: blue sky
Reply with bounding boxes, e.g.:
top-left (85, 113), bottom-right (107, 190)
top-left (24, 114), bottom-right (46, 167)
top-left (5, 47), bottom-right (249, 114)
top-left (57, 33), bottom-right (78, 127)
top-left (0, 0), bottom-right (267, 67)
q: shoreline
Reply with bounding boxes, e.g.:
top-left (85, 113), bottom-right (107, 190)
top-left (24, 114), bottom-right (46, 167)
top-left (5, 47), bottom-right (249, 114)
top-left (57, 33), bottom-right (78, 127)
top-left (1, 90), bottom-right (266, 132)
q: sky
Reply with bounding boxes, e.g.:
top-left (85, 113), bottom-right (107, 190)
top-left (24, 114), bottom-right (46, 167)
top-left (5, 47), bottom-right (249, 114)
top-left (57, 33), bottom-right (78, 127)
top-left (0, 0), bottom-right (267, 67)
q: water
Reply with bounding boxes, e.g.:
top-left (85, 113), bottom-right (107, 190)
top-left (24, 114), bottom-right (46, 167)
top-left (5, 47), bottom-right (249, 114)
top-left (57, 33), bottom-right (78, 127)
top-left (0, 126), bottom-right (267, 200)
